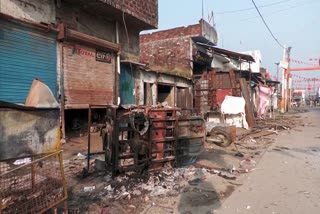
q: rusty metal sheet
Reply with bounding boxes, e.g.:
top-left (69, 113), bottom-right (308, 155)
top-left (0, 103), bottom-right (60, 161)
top-left (63, 43), bottom-right (115, 109)
top-left (0, 151), bottom-right (67, 213)
top-left (216, 89), bottom-right (232, 105)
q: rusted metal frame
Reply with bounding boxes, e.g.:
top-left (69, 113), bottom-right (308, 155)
top-left (87, 105), bottom-right (92, 172)
top-left (229, 70), bottom-right (238, 96)
top-left (87, 104), bottom-right (116, 172)
top-left (0, 151), bottom-right (62, 177)
top-left (113, 109), bottom-right (145, 174)
top-left (112, 112), bottom-right (119, 176)
top-left (193, 72), bottom-right (208, 113)
top-left (206, 72), bottom-right (212, 107)
top-left (174, 78), bottom-right (177, 107)
top-left (35, 153), bottom-right (68, 213)
top-left (149, 109), bottom-right (178, 167)
top-left (58, 152), bottom-right (69, 213)
top-left (192, 74), bottom-right (202, 111)
top-left (114, 55), bottom-right (119, 106)
top-left (210, 70), bottom-right (217, 108)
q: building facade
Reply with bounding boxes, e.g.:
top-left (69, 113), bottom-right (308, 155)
top-left (0, 0), bottom-right (158, 137)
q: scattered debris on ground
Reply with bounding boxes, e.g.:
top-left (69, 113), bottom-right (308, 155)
top-left (61, 112), bottom-right (305, 213)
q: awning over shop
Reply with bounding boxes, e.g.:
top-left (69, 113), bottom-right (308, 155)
top-left (196, 42), bottom-right (255, 62)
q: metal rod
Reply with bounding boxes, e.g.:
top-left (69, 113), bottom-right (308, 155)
top-left (87, 105), bottom-right (92, 172)
top-left (60, 43), bottom-right (66, 141)
top-left (58, 152), bottom-right (68, 203)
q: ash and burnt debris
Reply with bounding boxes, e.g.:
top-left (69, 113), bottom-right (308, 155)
top-left (88, 105), bottom-right (206, 176)
top-left (63, 112), bottom-right (304, 212)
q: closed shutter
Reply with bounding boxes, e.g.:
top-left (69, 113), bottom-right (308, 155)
top-left (120, 65), bottom-right (135, 105)
top-left (0, 20), bottom-right (57, 103)
top-left (63, 44), bottom-right (115, 109)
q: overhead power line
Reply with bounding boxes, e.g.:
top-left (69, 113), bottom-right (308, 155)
top-left (240, 0), bottom-right (315, 21)
top-left (251, 0), bottom-right (285, 49)
top-left (216, 0), bottom-right (291, 15)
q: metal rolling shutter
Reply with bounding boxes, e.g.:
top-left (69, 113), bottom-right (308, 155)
top-left (63, 44), bottom-right (115, 109)
top-left (0, 20), bottom-right (57, 103)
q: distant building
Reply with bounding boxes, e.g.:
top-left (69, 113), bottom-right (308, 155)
top-left (239, 50), bottom-right (262, 73)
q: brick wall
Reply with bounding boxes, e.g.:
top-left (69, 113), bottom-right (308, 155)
top-left (140, 24), bottom-right (201, 77)
top-left (100, 0), bottom-right (158, 29)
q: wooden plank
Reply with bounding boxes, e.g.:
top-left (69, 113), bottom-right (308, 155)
top-left (239, 78), bottom-right (256, 128)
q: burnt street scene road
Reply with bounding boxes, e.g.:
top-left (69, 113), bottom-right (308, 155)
top-left (0, 0), bottom-right (320, 213)
top-left (217, 109), bottom-right (320, 214)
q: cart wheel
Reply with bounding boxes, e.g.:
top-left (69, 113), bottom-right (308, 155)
top-left (207, 127), bottom-right (233, 147)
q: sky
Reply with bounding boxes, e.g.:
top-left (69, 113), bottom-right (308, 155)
top-left (145, 0), bottom-right (320, 86)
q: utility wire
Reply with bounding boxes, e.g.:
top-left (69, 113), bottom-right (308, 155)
top-left (240, 0), bottom-right (315, 21)
top-left (216, 0), bottom-right (291, 15)
top-left (251, 0), bottom-right (285, 49)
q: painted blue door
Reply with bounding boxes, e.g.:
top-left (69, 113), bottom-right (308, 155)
top-left (0, 20), bottom-right (57, 104)
top-left (120, 65), bottom-right (135, 104)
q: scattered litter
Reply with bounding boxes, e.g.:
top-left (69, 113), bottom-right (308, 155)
top-left (229, 165), bottom-right (237, 173)
top-left (246, 205), bottom-right (251, 209)
top-left (13, 158), bottom-right (31, 165)
top-left (218, 172), bottom-right (236, 180)
top-left (105, 185), bottom-right (113, 192)
top-left (247, 137), bottom-right (257, 144)
top-left (239, 159), bottom-right (256, 172)
top-left (235, 152), bottom-right (244, 157)
top-left (275, 146), bottom-right (290, 150)
top-left (74, 152), bottom-right (86, 160)
top-left (118, 192), bottom-right (131, 200)
top-left (212, 169), bottom-right (220, 174)
top-left (132, 190), bottom-right (142, 196)
top-left (83, 186), bottom-right (96, 192)
top-left (150, 186), bottom-right (168, 196)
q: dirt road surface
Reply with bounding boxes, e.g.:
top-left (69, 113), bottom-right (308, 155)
top-left (216, 109), bottom-right (320, 214)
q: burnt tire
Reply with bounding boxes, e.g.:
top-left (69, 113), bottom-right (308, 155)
top-left (208, 127), bottom-right (233, 147)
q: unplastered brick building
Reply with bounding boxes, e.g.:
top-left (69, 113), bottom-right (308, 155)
top-left (140, 19), bottom-right (218, 78)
